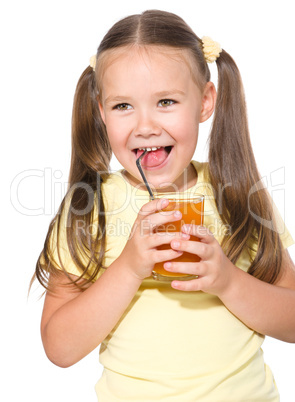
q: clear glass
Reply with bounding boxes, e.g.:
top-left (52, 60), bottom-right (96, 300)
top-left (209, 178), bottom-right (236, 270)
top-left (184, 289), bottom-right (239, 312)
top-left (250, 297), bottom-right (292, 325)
top-left (152, 192), bottom-right (205, 282)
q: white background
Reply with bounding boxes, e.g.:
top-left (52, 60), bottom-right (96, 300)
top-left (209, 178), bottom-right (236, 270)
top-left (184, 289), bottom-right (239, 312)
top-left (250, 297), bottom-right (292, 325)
top-left (2, 0), bottom-right (295, 401)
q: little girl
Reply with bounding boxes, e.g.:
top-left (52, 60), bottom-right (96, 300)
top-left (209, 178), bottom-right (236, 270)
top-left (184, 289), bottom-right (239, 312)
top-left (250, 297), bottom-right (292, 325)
top-left (34, 10), bottom-right (295, 401)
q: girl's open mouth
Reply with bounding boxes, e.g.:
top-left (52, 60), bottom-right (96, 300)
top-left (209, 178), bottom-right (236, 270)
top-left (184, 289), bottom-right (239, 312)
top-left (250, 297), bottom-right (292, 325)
top-left (133, 146), bottom-right (173, 168)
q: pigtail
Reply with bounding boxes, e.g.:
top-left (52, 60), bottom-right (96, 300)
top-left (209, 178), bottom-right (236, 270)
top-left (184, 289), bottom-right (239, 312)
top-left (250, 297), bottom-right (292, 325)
top-left (34, 66), bottom-right (112, 291)
top-left (66, 65), bottom-right (112, 285)
top-left (70, 66), bottom-right (111, 181)
top-left (208, 50), bottom-right (283, 283)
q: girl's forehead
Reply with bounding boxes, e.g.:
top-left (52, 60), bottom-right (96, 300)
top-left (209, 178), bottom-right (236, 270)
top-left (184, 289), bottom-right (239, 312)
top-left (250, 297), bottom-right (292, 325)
top-left (97, 45), bottom-right (195, 81)
top-left (104, 44), bottom-right (188, 62)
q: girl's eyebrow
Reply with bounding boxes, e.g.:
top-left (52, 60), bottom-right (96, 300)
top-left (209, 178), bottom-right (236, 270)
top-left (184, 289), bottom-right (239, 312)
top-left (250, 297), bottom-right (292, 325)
top-left (104, 95), bottom-right (132, 105)
top-left (154, 89), bottom-right (186, 97)
top-left (105, 90), bottom-right (185, 105)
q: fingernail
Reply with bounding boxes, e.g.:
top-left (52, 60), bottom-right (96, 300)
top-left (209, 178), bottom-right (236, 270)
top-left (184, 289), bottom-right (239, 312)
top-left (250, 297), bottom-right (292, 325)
top-left (161, 199), bottom-right (169, 207)
top-left (164, 262), bottom-right (172, 269)
top-left (174, 210), bottom-right (181, 218)
top-left (181, 233), bottom-right (190, 239)
top-left (172, 241), bottom-right (180, 248)
top-left (171, 281), bottom-right (179, 289)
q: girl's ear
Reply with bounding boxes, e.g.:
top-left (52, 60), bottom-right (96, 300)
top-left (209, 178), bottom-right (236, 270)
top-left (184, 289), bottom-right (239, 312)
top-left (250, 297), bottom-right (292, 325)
top-left (200, 82), bottom-right (217, 123)
top-left (98, 99), bottom-right (106, 124)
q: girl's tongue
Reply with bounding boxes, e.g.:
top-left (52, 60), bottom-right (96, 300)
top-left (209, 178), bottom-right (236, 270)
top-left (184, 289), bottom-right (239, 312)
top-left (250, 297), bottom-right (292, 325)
top-left (136, 147), bottom-right (170, 168)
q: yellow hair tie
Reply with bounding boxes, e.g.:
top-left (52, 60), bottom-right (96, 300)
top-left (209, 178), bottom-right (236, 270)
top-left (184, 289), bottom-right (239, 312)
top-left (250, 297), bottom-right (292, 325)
top-left (202, 36), bottom-right (222, 63)
top-left (89, 55), bottom-right (97, 71)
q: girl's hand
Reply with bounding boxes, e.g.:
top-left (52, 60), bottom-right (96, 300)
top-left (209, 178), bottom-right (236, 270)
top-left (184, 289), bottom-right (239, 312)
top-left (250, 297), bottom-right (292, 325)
top-left (164, 225), bottom-right (235, 296)
top-left (118, 199), bottom-right (190, 281)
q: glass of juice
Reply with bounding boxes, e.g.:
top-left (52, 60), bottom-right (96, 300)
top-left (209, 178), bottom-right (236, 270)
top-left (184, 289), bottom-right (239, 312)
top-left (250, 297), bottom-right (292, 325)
top-left (152, 192), bottom-right (205, 281)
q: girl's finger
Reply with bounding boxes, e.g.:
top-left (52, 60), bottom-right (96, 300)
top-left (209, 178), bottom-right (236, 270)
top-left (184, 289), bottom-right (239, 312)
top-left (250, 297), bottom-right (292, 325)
top-left (170, 239), bottom-right (212, 260)
top-left (149, 209), bottom-right (183, 229)
top-left (137, 210), bottom-right (184, 235)
top-left (136, 211), bottom-right (183, 235)
top-left (136, 200), bottom-right (185, 234)
top-left (170, 278), bottom-right (202, 292)
top-left (164, 261), bottom-right (203, 276)
top-left (182, 225), bottom-right (214, 243)
top-left (148, 232), bottom-right (190, 248)
top-left (154, 249), bottom-right (184, 263)
top-left (138, 198), bottom-right (169, 216)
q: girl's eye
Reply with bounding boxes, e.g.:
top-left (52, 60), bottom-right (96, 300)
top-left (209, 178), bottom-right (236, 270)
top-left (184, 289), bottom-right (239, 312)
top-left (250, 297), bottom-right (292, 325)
top-left (114, 103), bottom-right (132, 111)
top-left (158, 99), bottom-right (175, 107)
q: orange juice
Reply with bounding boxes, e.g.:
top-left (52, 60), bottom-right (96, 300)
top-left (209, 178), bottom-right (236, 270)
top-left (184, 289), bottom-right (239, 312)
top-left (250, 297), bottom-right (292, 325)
top-left (152, 194), bottom-right (204, 281)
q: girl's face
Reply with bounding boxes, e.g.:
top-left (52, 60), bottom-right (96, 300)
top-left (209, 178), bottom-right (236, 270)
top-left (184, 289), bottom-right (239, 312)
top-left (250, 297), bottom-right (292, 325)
top-left (98, 46), bottom-right (215, 191)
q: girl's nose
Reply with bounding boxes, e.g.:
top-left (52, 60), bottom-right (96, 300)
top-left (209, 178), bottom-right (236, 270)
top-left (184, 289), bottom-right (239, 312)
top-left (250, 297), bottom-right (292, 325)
top-left (134, 113), bottom-right (162, 137)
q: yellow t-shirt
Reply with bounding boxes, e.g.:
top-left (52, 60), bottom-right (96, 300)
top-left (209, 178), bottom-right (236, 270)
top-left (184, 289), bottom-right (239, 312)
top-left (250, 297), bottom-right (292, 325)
top-left (49, 161), bottom-right (294, 401)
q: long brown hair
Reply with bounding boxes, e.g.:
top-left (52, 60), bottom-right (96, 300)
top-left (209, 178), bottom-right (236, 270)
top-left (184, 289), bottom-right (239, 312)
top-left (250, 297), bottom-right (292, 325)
top-left (34, 9), bottom-right (282, 291)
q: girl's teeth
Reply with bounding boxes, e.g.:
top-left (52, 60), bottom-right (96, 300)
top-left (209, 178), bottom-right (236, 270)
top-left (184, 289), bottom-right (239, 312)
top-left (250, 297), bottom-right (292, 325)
top-left (138, 146), bottom-right (162, 151)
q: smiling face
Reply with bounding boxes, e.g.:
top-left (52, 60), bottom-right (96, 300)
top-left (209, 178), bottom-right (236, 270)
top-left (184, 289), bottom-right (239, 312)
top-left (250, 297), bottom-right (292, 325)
top-left (98, 46), bottom-right (216, 191)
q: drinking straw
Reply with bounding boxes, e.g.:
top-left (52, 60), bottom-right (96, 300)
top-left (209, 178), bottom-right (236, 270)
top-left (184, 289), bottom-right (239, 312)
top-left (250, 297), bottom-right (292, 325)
top-left (136, 150), bottom-right (155, 200)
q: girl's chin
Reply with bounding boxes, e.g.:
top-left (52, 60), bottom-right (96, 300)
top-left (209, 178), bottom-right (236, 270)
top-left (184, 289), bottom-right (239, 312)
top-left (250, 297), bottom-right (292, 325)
top-left (123, 170), bottom-right (176, 192)
top-left (123, 160), bottom-right (195, 192)
top-left (146, 164), bottom-right (197, 192)
top-left (144, 175), bottom-right (184, 193)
